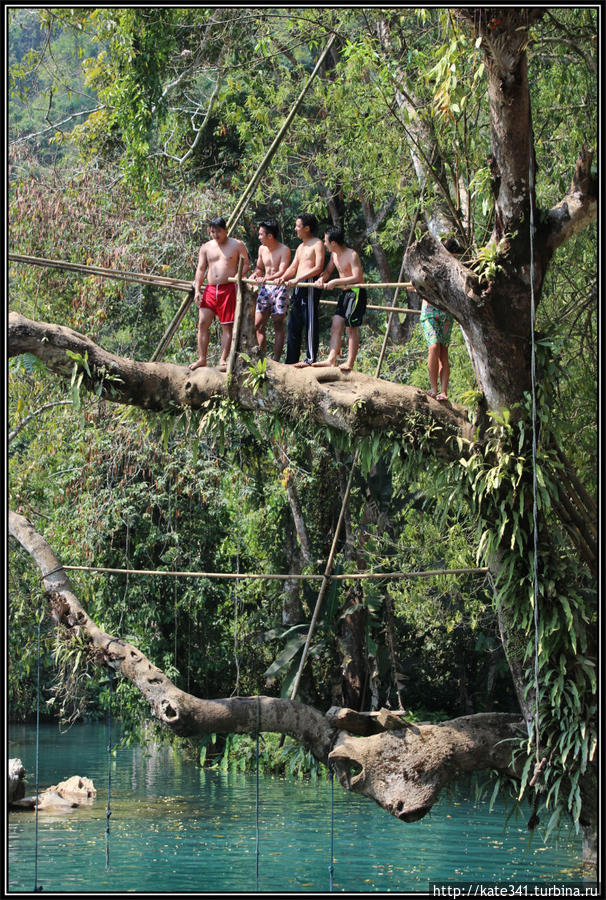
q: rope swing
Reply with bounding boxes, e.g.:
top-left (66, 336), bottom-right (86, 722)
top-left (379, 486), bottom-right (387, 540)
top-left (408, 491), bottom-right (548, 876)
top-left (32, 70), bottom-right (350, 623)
top-left (105, 668), bottom-right (114, 870)
top-left (526, 116), bottom-right (547, 827)
top-left (33, 602), bottom-right (43, 893)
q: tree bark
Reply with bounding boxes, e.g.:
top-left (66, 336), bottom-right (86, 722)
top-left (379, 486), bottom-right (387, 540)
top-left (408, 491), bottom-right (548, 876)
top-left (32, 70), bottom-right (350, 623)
top-left (8, 310), bottom-right (475, 448)
top-left (10, 507), bottom-right (530, 824)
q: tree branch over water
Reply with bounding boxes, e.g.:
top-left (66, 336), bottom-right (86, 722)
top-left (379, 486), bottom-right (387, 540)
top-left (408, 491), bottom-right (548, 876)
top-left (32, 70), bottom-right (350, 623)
top-left (10, 507), bottom-right (526, 824)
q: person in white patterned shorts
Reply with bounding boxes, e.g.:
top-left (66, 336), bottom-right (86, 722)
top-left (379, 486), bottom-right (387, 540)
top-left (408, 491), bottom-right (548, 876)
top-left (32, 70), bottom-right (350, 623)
top-left (251, 220), bottom-right (291, 361)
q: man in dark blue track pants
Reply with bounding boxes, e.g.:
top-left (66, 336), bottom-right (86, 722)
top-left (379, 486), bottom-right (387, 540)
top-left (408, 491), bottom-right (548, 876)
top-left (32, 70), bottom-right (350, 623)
top-left (276, 213), bottom-right (325, 366)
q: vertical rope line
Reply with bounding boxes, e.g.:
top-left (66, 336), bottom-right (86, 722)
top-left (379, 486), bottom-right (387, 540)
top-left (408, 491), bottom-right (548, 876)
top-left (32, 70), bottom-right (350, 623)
top-left (528, 128), bottom-right (541, 766)
top-left (231, 516), bottom-right (241, 698)
top-left (289, 201), bottom-right (423, 704)
top-left (375, 202), bottom-right (422, 377)
top-left (255, 696), bottom-right (260, 891)
top-left (105, 668), bottom-right (114, 870)
top-left (328, 767), bottom-right (335, 891)
top-left (33, 603), bottom-right (42, 892)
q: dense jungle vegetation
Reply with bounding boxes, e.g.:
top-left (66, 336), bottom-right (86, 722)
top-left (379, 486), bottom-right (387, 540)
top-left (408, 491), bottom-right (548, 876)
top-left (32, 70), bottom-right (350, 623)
top-left (8, 7), bottom-right (597, 842)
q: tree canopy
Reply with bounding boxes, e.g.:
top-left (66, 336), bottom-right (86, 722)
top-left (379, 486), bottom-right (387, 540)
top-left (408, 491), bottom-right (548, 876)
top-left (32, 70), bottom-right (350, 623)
top-left (8, 6), bottom-right (598, 869)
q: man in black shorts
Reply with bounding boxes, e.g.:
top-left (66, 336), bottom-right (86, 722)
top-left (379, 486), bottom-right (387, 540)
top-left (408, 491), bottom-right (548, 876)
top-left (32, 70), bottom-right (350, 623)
top-left (313, 227), bottom-right (367, 372)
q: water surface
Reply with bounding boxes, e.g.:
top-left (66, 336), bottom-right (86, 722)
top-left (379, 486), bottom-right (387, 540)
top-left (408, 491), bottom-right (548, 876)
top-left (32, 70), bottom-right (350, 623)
top-left (8, 722), bottom-right (584, 893)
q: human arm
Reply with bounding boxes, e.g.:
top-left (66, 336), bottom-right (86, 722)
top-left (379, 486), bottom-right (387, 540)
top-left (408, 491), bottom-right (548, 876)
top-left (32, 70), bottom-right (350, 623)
top-left (251, 248), bottom-right (265, 282)
top-left (273, 245), bottom-right (292, 281)
top-left (276, 247), bottom-right (299, 285)
top-left (239, 241), bottom-right (251, 277)
top-left (314, 257), bottom-right (336, 287)
top-left (325, 251), bottom-right (363, 290)
top-left (193, 246), bottom-right (208, 301)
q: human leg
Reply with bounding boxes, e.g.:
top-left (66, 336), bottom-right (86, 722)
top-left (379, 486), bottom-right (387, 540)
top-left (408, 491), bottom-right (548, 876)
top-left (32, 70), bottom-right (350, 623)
top-left (340, 325), bottom-right (359, 372)
top-left (218, 322), bottom-right (234, 369)
top-left (436, 344), bottom-right (450, 400)
top-left (286, 290), bottom-right (303, 364)
top-left (303, 287), bottom-right (320, 365)
top-left (272, 314), bottom-right (286, 361)
top-left (255, 308), bottom-right (271, 354)
top-left (312, 315), bottom-right (345, 367)
top-left (189, 307), bottom-right (214, 370)
top-left (427, 341), bottom-right (440, 396)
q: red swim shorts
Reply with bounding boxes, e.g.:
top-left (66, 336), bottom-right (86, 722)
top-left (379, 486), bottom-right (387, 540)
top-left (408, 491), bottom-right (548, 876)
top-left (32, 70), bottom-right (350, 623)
top-left (198, 283), bottom-right (236, 324)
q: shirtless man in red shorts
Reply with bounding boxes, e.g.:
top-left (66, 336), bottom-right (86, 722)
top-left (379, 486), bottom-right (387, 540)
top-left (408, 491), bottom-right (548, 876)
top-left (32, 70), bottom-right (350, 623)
top-left (189, 216), bottom-right (250, 371)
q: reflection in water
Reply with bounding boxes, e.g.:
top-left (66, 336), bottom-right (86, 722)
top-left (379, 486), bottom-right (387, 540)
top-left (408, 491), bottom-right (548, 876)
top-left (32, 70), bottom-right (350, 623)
top-left (8, 722), bottom-right (585, 893)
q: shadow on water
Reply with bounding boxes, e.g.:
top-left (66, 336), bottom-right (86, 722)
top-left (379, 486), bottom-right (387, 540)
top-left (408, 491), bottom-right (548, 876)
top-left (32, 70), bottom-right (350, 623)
top-left (8, 722), bottom-right (585, 893)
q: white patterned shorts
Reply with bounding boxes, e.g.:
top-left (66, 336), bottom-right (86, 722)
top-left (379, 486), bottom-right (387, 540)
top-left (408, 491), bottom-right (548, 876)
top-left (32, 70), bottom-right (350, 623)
top-left (256, 284), bottom-right (290, 316)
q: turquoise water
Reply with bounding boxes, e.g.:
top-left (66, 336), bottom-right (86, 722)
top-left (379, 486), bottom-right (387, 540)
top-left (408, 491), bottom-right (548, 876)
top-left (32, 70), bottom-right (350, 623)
top-left (8, 722), bottom-right (584, 893)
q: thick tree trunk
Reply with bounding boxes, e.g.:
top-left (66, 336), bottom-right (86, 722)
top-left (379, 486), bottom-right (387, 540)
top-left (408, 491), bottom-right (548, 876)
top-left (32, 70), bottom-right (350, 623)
top-left (405, 234), bottom-right (534, 410)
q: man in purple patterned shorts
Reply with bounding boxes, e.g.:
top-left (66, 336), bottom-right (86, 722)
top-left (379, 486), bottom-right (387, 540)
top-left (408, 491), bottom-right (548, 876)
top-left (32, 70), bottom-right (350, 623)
top-left (251, 220), bottom-right (291, 361)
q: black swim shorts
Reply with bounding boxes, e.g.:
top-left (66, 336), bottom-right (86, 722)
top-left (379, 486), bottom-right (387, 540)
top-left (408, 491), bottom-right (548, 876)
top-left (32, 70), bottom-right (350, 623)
top-left (335, 287), bottom-right (367, 328)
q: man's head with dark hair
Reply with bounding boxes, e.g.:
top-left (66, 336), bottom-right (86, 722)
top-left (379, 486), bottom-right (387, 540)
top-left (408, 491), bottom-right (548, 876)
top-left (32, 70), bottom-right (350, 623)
top-left (209, 216), bottom-right (227, 230)
top-left (296, 212), bottom-right (317, 235)
top-left (259, 219), bottom-right (280, 240)
top-left (325, 226), bottom-right (345, 246)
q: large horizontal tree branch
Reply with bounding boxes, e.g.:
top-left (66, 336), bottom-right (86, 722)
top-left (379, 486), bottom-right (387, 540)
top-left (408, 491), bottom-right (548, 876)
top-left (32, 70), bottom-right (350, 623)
top-left (9, 507), bottom-right (527, 824)
top-left (541, 147), bottom-right (597, 253)
top-left (8, 508), bottom-right (336, 760)
top-left (8, 311), bottom-right (475, 449)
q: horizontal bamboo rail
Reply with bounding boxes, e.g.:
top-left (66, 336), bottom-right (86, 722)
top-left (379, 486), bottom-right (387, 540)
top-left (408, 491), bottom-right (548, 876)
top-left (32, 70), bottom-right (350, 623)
top-left (9, 253), bottom-right (420, 313)
top-left (8, 253), bottom-right (193, 292)
top-left (60, 565), bottom-right (487, 580)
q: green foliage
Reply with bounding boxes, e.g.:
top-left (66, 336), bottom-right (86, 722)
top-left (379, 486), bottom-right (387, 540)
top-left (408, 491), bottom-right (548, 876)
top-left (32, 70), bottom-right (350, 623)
top-left (8, 7), bottom-right (597, 842)
top-left (205, 732), bottom-right (327, 779)
top-left (444, 382), bottom-right (596, 835)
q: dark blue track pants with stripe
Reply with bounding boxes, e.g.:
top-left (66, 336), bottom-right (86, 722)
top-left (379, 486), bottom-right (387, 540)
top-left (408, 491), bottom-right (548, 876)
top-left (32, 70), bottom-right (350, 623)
top-left (286, 286), bottom-right (320, 364)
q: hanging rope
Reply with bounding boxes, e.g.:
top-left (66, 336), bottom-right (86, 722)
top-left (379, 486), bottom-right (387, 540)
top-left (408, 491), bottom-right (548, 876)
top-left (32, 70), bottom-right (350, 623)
top-left (289, 197), bottom-right (424, 704)
top-left (255, 696), bottom-right (261, 892)
top-left (57, 564), bottom-right (486, 580)
top-left (105, 668), bottom-right (114, 870)
top-left (328, 766), bottom-right (335, 892)
top-left (231, 501), bottom-right (242, 697)
top-left (33, 601), bottom-right (43, 892)
top-left (526, 116), bottom-right (547, 827)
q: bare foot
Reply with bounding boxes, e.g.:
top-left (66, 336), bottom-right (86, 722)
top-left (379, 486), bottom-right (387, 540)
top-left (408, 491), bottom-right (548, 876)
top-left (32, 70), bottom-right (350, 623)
top-left (293, 361), bottom-right (310, 368)
top-left (339, 363), bottom-right (353, 373)
top-left (436, 392), bottom-right (448, 401)
top-left (312, 359), bottom-right (337, 368)
top-left (188, 358), bottom-right (207, 370)
top-left (426, 389), bottom-right (437, 398)
top-left (218, 362), bottom-right (227, 372)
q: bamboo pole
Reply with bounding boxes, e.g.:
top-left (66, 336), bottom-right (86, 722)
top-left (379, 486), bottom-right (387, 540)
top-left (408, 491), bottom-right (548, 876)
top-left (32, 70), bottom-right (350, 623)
top-left (9, 254), bottom-right (420, 313)
top-left (150, 32), bottom-right (337, 362)
top-left (9, 253), bottom-right (192, 292)
top-left (58, 565), bottom-right (488, 580)
top-left (227, 257), bottom-right (245, 375)
top-left (289, 456), bottom-right (358, 701)
top-left (235, 277), bottom-right (413, 290)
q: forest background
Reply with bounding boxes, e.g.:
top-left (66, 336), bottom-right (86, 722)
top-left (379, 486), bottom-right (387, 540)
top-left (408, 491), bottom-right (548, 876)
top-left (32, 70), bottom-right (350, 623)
top-left (7, 6), bottom-right (598, 844)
